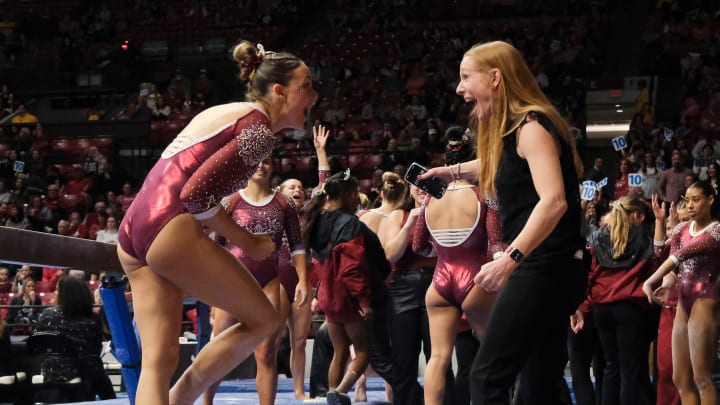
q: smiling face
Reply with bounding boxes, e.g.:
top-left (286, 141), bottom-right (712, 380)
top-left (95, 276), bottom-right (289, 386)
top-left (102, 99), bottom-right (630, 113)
top-left (278, 64), bottom-right (318, 130)
top-left (280, 178), bottom-right (305, 207)
top-left (250, 156), bottom-right (273, 183)
top-left (456, 56), bottom-right (497, 122)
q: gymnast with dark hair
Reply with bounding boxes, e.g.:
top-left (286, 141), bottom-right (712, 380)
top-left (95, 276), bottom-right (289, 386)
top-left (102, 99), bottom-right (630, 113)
top-left (116, 40), bottom-right (318, 405)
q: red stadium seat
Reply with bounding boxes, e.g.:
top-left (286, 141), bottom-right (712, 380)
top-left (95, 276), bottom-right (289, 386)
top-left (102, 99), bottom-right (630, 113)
top-left (34, 281), bottom-right (53, 293)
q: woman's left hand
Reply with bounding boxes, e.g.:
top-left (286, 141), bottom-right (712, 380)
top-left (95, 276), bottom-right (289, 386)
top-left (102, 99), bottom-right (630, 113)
top-left (474, 255), bottom-right (516, 293)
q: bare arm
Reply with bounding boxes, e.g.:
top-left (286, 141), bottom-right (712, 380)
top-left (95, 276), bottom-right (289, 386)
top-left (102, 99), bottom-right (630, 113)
top-left (474, 121), bottom-right (569, 292)
top-left (381, 208), bottom-right (421, 264)
top-left (507, 120), bottom-right (568, 258)
top-left (418, 159), bottom-right (480, 183)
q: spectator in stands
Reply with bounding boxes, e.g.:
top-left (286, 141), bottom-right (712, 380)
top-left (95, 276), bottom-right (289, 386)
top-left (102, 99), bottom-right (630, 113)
top-left (168, 68), bottom-right (192, 101)
top-left (5, 278), bottom-right (41, 325)
top-left (380, 138), bottom-right (406, 171)
top-left (151, 95), bottom-right (172, 121)
top-left (613, 158), bottom-right (633, 200)
top-left (0, 267), bottom-right (11, 293)
top-left (68, 211), bottom-right (89, 239)
top-left (405, 136), bottom-right (428, 166)
top-left (56, 219), bottom-right (71, 236)
top-left (692, 144), bottom-right (717, 181)
top-left (194, 68), bottom-right (214, 103)
top-left (10, 265), bottom-right (33, 294)
top-left (0, 203), bottom-right (8, 227)
top-left (83, 146), bottom-right (109, 176)
top-left (0, 84), bottom-right (15, 115)
top-left (116, 181), bottom-right (136, 213)
top-left (11, 127), bottom-right (32, 159)
top-left (10, 104), bottom-right (38, 125)
top-left (4, 204), bottom-right (29, 230)
top-left (117, 40), bottom-right (315, 405)
top-left (62, 166), bottom-right (93, 212)
top-left (26, 195), bottom-right (52, 232)
top-left (691, 131), bottom-right (720, 161)
top-left (657, 150), bottom-right (693, 204)
top-left (0, 179), bottom-right (11, 204)
top-left (132, 95), bottom-right (154, 121)
top-left (95, 215), bottom-right (118, 245)
top-left (328, 130), bottom-right (350, 155)
top-left (34, 275), bottom-right (116, 400)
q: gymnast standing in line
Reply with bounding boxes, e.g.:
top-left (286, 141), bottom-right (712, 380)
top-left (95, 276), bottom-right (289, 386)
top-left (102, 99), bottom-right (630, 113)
top-left (116, 40), bottom-right (318, 405)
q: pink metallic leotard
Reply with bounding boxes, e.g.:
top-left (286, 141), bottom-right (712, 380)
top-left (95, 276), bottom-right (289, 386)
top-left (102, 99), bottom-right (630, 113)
top-left (118, 104), bottom-right (275, 264)
top-left (224, 190), bottom-right (304, 287)
top-left (413, 186), bottom-right (503, 307)
top-left (657, 220), bottom-right (720, 315)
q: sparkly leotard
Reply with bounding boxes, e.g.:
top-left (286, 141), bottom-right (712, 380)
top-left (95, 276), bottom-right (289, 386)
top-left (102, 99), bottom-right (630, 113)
top-left (118, 104), bottom-right (274, 264)
top-left (413, 186), bottom-right (503, 307)
top-left (656, 220), bottom-right (720, 315)
top-left (224, 190), bottom-right (304, 287)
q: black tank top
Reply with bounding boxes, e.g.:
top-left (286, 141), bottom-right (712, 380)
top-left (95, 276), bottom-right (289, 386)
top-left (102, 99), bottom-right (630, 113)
top-left (494, 112), bottom-right (583, 263)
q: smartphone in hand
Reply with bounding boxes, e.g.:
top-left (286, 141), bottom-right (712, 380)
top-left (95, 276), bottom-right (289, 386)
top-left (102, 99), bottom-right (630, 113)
top-left (404, 162), bottom-right (448, 199)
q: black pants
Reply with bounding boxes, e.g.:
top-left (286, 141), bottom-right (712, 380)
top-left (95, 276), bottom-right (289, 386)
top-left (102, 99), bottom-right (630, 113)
top-left (455, 329), bottom-right (480, 405)
top-left (567, 315), bottom-right (605, 405)
top-left (470, 254), bottom-right (588, 405)
top-left (368, 299), bottom-right (399, 391)
top-left (309, 320), bottom-right (332, 398)
top-left (593, 301), bottom-right (659, 405)
top-left (387, 267), bottom-right (455, 405)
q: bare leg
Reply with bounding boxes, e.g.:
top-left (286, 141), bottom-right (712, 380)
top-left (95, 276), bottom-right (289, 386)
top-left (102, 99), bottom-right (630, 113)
top-left (424, 285), bottom-right (461, 405)
top-left (134, 214), bottom-right (280, 405)
top-left (327, 322), bottom-right (351, 390)
top-left (354, 371), bottom-right (366, 402)
top-left (672, 304), bottom-right (698, 405)
top-left (120, 257), bottom-right (183, 405)
top-left (201, 310), bottom-right (236, 405)
top-left (284, 284), bottom-right (312, 400)
top-left (255, 279), bottom-right (282, 405)
top-left (687, 298), bottom-right (720, 405)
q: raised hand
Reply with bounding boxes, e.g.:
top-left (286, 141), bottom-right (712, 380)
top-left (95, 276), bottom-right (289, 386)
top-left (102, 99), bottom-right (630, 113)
top-left (313, 125), bottom-right (329, 152)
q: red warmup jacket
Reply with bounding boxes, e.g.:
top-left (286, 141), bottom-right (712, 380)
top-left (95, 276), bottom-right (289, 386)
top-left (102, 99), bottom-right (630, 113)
top-left (583, 226), bottom-right (657, 310)
top-left (314, 235), bottom-right (372, 323)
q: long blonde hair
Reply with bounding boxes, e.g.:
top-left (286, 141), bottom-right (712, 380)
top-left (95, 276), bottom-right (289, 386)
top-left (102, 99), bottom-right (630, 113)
top-left (464, 41), bottom-right (583, 197)
top-left (608, 196), bottom-right (644, 259)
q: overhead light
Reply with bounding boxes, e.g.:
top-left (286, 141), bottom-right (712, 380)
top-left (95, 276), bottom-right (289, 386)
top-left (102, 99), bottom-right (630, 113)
top-left (616, 109), bottom-right (624, 113)
top-left (615, 104), bottom-right (621, 107)
top-left (586, 122), bottom-right (630, 134)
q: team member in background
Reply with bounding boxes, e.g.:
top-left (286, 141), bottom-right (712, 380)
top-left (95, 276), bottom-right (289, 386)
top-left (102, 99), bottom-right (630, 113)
top-left (644, 181), bottom-right (720, 405)
top-left (203, 155), bottom-right (308, 405)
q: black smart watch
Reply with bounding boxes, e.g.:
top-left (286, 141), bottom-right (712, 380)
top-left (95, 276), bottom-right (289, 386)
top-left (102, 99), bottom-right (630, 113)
top-left (505, 246), bottom-right (525, 263)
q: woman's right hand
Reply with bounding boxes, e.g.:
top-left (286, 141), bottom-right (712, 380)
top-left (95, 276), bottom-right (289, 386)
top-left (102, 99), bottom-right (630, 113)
top-left (652, 194), bottom-right (667, 222)
top-left (313, 125), bottom-right (329, 152)
top-left (652, 272), bottom-right (677, 305)
top-left (417, 165), bottom-right (453, 183)
top-left (247, 232), bottom-right (275, 261)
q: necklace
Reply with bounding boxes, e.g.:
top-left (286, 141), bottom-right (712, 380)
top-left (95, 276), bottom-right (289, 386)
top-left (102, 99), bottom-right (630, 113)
top-left (446, 184), bottom-right (474, 191)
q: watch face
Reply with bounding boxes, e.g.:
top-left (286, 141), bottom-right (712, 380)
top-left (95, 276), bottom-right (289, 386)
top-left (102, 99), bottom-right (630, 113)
top-left (508, 248), bottom-right (524, 263)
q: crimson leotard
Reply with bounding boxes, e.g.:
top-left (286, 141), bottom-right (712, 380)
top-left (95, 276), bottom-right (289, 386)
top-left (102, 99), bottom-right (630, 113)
top-left (224, 190), bottom-right (304, 287)
top-left (118, 104), bottom-right (275, 264)
top-left (413, 186), bottom-right (503, 307)
top-left (656, 220), bottom-right (720, 315)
